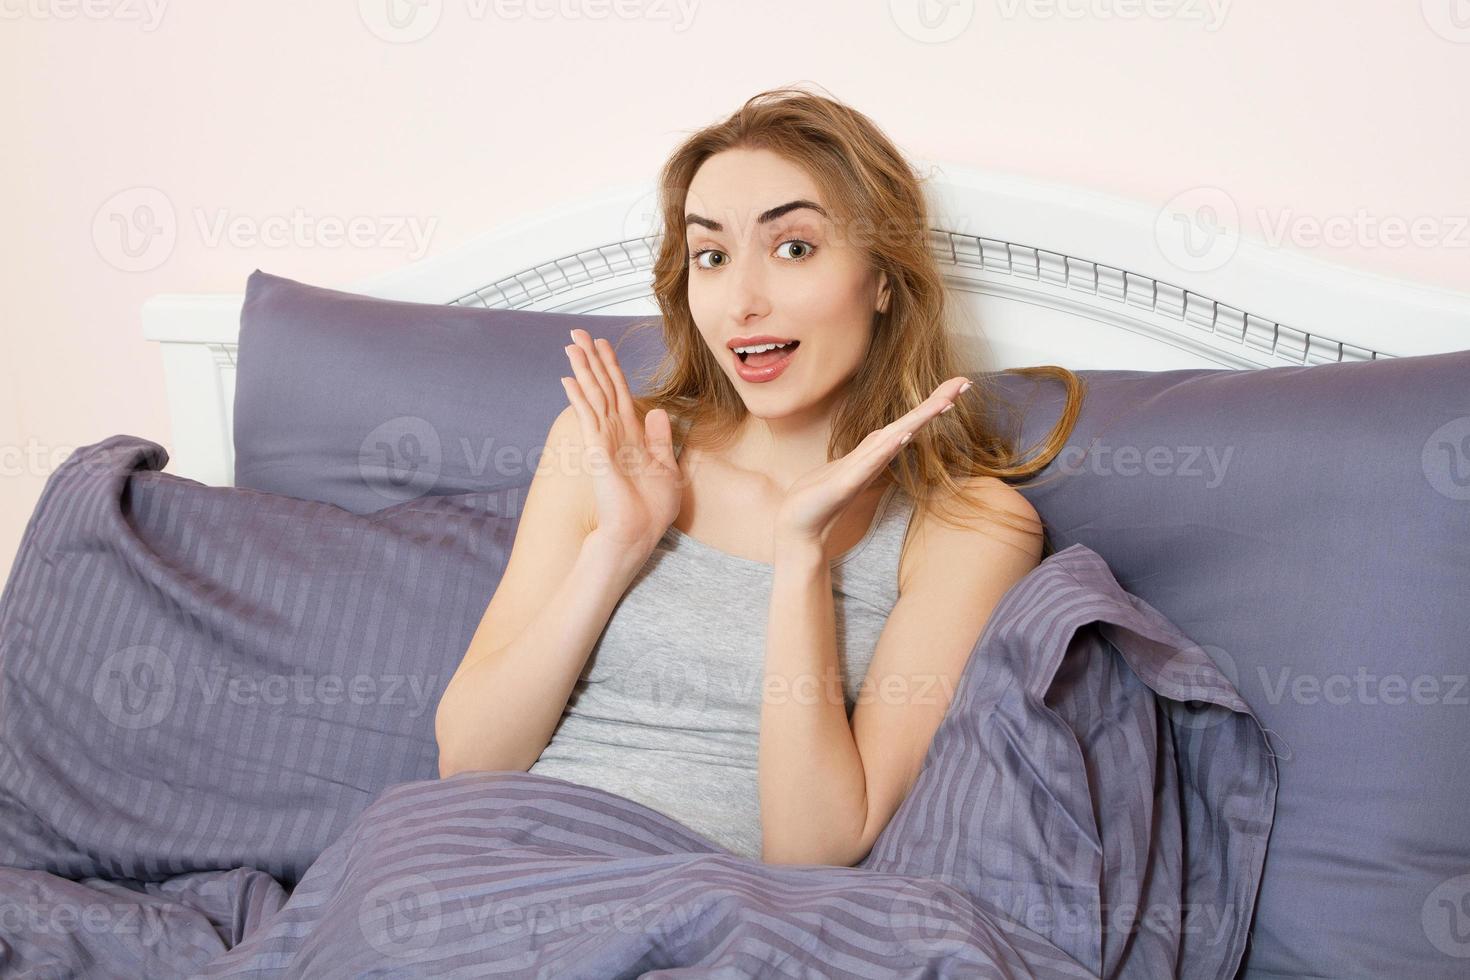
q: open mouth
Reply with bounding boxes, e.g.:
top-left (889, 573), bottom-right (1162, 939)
top-left (735, 340), bottom-right (800, 366)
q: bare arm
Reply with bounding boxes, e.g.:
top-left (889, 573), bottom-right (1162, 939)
top-left (759, 478), bottom-right (1043, 866)
top-left (436, 329), bottom-right (680, 778)
top-left (435, 528), bottom-right (649, 777)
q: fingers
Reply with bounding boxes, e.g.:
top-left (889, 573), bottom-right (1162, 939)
top-left (566, 329), bottom-right (646, 439)
top-left (888, 376), bottom-right (973, 442)
top-left (848, 376), bottom-right (973, 473)
top-left (564, 336), bottom-right (608, 420)
top-left (595, 336), bottom-right (641, 432)
top-left (644, 407), bottom-right (675, 470)
top-left (566, 328), bottom-right (624, 419)
top-left (560, 374), bottom-right (598, 439)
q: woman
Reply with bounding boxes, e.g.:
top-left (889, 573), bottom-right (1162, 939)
top-left (435, 86), bottom-right (1084, 866)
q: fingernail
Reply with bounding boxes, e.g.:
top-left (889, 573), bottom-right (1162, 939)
top-left (940, 403), bottom-right (954, 414)
top-left (960, 381), bottom-right (973, 394)
top-left (900, 432), bottom-right (913, 445)
top-left (569, 329), bottom-right (578, 342)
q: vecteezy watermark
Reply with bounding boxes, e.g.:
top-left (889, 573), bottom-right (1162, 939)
top-left (359, 416), bottom-right (445, 504)
top-left (357, 0), bottom-right (700, 43)
top-left (993, 0), bottom-right (1231, 30)
top-left (1256, 666), bottom-right (1468, 708)
top-left (889, 0), bottom-right (976, 43)
top-left (356, 416), bottom-right (541, 506)
top-left (888, 878), bottom-right (980, 959)
top-left (1154, 186), bottom-right (1241, 274)
top-left (1423, 416), bottom-right (1470, 501)
top-left (360, 875), bottom-right (718, 961)
top-left (1422, 872), bottom-right (1470, 958)
top-left (483, 0), bottom-right (700, 29)
top-left (360, 873), bottom-right (445, 959)
top-left (1157, 643), bottom-right (1239, 732)
top-left (356, 414), bottom-right (707, 505)
top-left (193, 207), bottom-right (437, 260)
top-left (1003, 895), bottom-right (1241, 948)
top-left (91, 186), bottom-right (438, 273)
top-left (1056, 441), bottom-right (1236, 488)
top-left (1256, 208), bottom-right (1470, 252)
top-left (752, 669), bottom-right (958, 711)
top-left (587, 639), bottom-right (963, 715)
top-left (0, 438), bottom-right (89, 478)
top-left (358, 0), bottom-right (444, 42)
top-left (91, 646), bottom-right (441, 730)
top-left (191, 663), bottom-right (440, 718)
top-left (622, 187), bottom-right (665, 243)
top-left (0, 896), bottom-right (169, 949)
top-left (1156, 185), bottom-right (1470, 275)
top-left (91, 187), bottom-right (178, 273)
top-left (600, 652), bottom-right (713, 714)
top-left (0, 0), bottom-right (169, 30)
top-left (1421, 0), bottom-right (1470, 43)
top-left (93, 645), bottom-right (178, 731)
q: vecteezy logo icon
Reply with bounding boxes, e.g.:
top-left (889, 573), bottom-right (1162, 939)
top-left (613, 651), bottom-right (713, 715)
top-left (358, 0), bottom-right (443, 43)
top-left (1422, 0), bottom-right (1470, 43)
top-left (1422, 872), bottom-right (1470, 957)
top-left (889, 0), bottom-right (975, 43)
top-left (92, 187), bottom-right (177, 272)
top-left (359, 416), bottom-right (443, 503)
top-left (621, 187), bottom-right (665, 245)
top-left (1158, 643), bottom-right (1240, 732)
top-left (1154, 186), bottom-right (1240, 274)
top-left (1422, 416), bottom-right (1470, 501)
top-left (93, 645), bottom-right (177, 730)
top-left (888, 878), bottom-right (978, 959)
top-left (359, 872), bottom-right (444, 958)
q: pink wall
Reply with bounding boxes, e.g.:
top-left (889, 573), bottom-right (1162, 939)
top-left (3, 0), bottom-right (1468, 581)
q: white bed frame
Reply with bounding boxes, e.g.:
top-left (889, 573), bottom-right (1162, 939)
top-left (142, 161), bottom-right (1470, 488)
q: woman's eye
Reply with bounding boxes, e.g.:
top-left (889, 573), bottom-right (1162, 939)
top-left (775, 240), bottom-right (817, 261)
top-left (690, 248), bottom-right (726, 270)
top-left (689, 240), bottom-right (818, 271)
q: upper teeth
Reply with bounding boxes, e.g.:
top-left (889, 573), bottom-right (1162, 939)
top-left (734, 341), bottom-right (795, 354)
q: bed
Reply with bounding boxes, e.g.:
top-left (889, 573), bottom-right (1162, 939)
top-left (1, 162), bottom-right (1466, 978)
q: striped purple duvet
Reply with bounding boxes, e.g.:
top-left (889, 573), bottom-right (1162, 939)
top-left (0, 437), bottom-right (1275, 977)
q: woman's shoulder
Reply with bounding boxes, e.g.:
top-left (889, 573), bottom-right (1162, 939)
top-left (902, 475), bottom-right (1042, 565)
top-left (902, 473), bottom-right (1033, 514)
top-left (953, 475), bottom-right (1036, 522)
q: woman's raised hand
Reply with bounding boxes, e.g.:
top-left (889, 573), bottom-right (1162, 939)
top-left (560, 328), bottom-right (683, 553)
top-left (774, 375), bottom-right (973, 553)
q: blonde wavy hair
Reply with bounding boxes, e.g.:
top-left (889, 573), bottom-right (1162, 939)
top-left (622, 85), bottom-right (1086, 561)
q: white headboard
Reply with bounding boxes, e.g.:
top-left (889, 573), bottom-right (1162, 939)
top-left (141, 161), bottom-right (1470, 488)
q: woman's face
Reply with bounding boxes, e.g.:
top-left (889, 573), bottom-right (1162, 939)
top-left (683, 147), bottom-right (889, 418)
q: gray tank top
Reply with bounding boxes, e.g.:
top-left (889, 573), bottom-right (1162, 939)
top-left (527, 431), bottom-right (915, 860)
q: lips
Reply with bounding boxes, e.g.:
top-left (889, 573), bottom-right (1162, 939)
top-left (727, 334), bottom-right (798, 351)
top-left (732, 340), bottom-right (800, 384)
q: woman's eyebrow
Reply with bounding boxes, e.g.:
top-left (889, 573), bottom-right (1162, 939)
top-left (684, 199), bottom-right (828, 232)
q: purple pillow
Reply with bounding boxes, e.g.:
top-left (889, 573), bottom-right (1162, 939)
top-left (234, 270), bottom-right (667, 514)
top-left (985, 349), bottom-right (1470, 978)
top-left (0, 435), bottom-right (518, 887)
